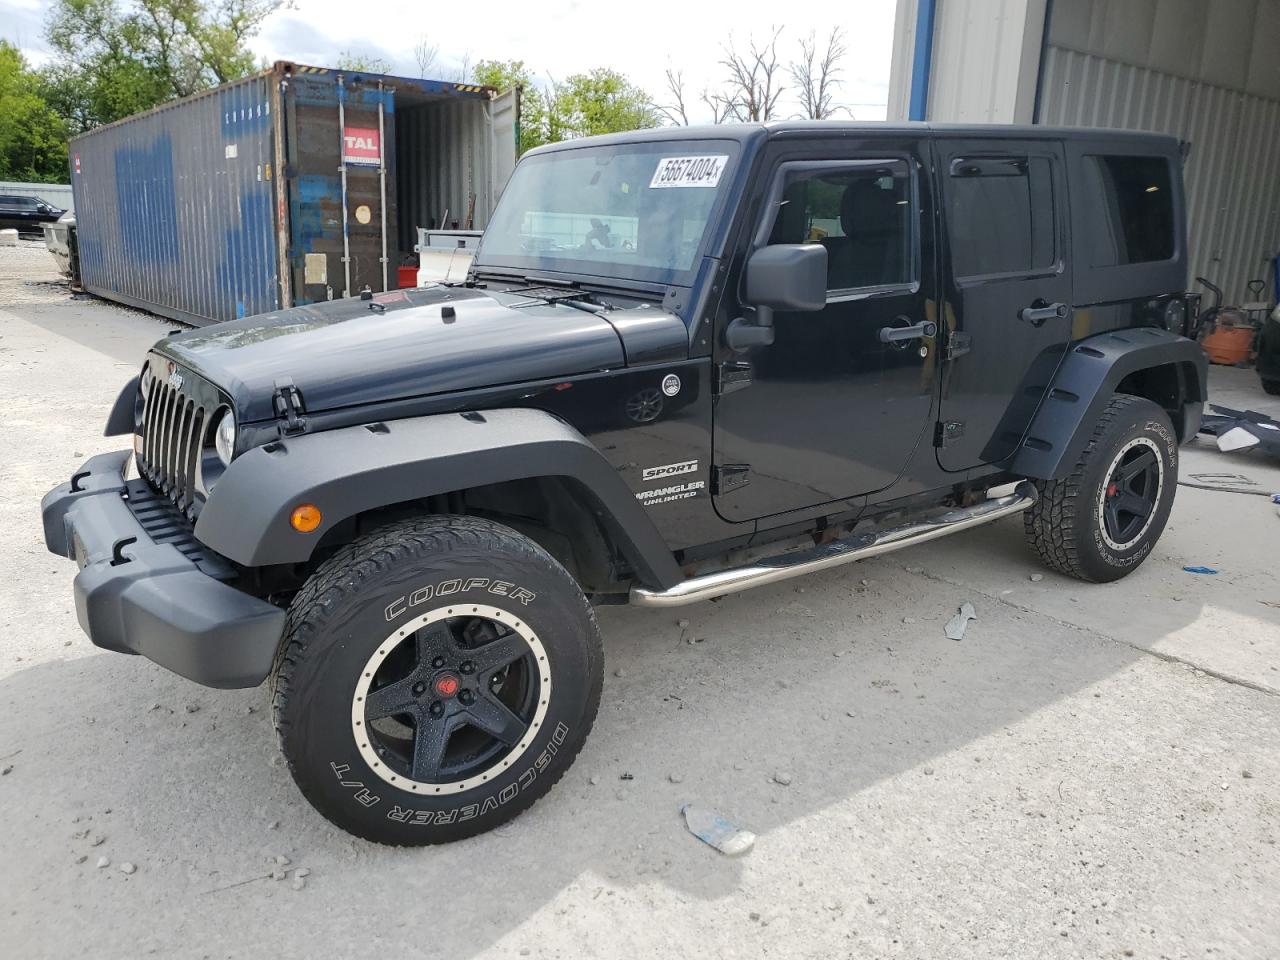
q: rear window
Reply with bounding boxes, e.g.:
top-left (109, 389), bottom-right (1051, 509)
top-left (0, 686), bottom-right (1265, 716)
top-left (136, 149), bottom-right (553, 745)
top-left (946, 157), bottom-right (1055, 279)
top-left (1085, 155), bottom-right (1174, 265)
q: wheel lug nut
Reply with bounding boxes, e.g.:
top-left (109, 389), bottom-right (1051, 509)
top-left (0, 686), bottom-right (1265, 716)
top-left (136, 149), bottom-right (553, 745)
top-left (459, 689), bottom-right (474, 705)
top-left (460, 661), bottom-right (474, 675)
top-left (429, 701), bottom-right (444, 717)
top-left (432, 656), bottom-right (446, 668)
top-left (412, 681), bottom-right (426, 696)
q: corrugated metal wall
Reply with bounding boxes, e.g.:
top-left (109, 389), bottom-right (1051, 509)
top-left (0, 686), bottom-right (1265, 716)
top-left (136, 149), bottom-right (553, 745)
top-left (72, 74), bottom-right (279, 325)
top-left (1040, 44), bottom-right (1280, 303)
top-left (0, 181), bottom-right (74, 211)
top-left (395, 98), bottom-right (494, 246)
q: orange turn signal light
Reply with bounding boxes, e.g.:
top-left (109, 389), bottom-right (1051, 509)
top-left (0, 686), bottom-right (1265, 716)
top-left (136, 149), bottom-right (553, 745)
top-left (290, 503), bottom-right (322, 533)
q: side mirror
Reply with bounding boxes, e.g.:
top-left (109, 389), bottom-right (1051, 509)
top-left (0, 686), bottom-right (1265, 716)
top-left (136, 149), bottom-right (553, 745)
top-left (726, 244), bottom-right (828, 350)
top-left (744, 243), bottom-right (828, 313)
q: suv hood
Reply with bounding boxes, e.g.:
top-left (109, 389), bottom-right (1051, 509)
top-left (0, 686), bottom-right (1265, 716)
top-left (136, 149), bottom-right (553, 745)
top-left (155, 285), bottom-right (686, 423)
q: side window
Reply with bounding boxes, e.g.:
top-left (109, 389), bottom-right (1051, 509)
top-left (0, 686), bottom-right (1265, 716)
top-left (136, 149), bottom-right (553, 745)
top-left (1084, 155), bottom-right (1174, 265)
top-left (767, 160), bottom-right (914, 292)
top-left (947, 157), bottom-right (1055, 279)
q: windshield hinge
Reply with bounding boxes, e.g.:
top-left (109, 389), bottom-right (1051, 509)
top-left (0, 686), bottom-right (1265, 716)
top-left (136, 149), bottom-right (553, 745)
top-left (714, 361), bottom-right (753, 396)
top-left (934, 421), bottom-right (965, 447)
top-left (272, 377), bottom-right (307, 436)
top-left (946, 331), bottom-right (972, 361)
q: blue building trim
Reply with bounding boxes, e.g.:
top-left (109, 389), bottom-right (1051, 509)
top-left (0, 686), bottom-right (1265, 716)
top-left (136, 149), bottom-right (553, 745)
top-left (908, 0), bottom-right (938, 122)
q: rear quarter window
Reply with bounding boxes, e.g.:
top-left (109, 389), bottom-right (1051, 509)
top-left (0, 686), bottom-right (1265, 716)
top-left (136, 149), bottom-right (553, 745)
top-left (1084, 155), bottom-right (1174, 265)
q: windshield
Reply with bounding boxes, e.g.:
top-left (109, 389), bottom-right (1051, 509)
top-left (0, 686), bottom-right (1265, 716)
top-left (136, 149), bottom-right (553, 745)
top-left (475, 140), bottom-right (738, 286)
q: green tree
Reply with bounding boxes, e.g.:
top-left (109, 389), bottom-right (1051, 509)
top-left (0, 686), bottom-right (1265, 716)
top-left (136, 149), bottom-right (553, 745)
top-left (472, 58), bottom-right (546, 154)
top-left (42, 0), bottom-right (281, 132)
top-left (0, 41), bottom-right (70, 181)
top-left (551, 68), bottom-right (658, 139)
top-left (336, 50), bottom-right (391, 74)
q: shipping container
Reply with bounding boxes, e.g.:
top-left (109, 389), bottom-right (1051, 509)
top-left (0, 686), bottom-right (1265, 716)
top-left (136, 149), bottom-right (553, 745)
top-left (69, 61), bottom-right (518, 326)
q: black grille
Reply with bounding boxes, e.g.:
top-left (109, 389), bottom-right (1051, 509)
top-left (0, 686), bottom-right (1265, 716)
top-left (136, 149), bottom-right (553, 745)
top-left (137, 373), bottom-right (208, 516)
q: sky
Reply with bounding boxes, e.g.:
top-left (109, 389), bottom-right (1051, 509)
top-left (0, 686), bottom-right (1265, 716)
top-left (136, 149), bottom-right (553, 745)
top-left (1, 0), bottom-right (895, 123)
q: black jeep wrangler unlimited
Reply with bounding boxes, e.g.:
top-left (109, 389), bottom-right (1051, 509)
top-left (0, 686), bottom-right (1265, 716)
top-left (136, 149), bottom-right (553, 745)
top-left (43, 123), bottom-right (1207, 844)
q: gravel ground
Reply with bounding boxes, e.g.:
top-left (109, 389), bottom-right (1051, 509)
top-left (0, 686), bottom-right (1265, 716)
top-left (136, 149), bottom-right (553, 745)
top-left (2, 242), bottom-right (1279, 959)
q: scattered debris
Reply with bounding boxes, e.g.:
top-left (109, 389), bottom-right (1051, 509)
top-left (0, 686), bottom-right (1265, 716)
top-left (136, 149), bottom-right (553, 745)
top-left (944, 602), bottom-right (977, 641)
top-left (268, 820), bottom-right (280, 830)
top-left (902, 616), bottom-right (916, 624)
top-left (271, 868), bottom-right (287, 881)
top-left (119, 862), bottom-right (136, 875)
top-left (295, 867), bottom-right (310, 878)
top-left (588, 775), bottom-right (600, 786)
top-left (677, 619), bottom-right (690, 629)
top-left (620, 772), bottom-right (634, 781)
top-left (771, 771), bottom-right (793, 786)
top-left (1029, 573), bottom-right (1044, 582)
top-left (89, 834), bottom-right (106, 847)
top-left (681, 804), bottom-right (755, 856)
top-left (291, 875), bottom-right (306, 891)
top-left (923, 767), bottom-right (935, 776)
top-left (905, 566), bottom-right (924, 574)
top-left (1, 764), bottom-right (12, 776)
top-left (184, 703), bottom-right (200, 714)
top-left (96, 856), bottom-right (110, 869)
top-left (274, 854), bottom-right (290, 867)
top-left (613, 668), bottom-right (625, 678)
top-left (1243, 770), bottom-right (1255, 779)
top-left (1199, 405), bottom-right (1280, 457)
top-left (1182, 566), bottom-right (1219, 575)
top-left (668, 772), bottom-right (684, 784)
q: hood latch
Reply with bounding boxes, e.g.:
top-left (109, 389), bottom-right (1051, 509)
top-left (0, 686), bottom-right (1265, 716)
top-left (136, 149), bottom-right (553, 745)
top-left (272, 377), bottom-right (307, 436)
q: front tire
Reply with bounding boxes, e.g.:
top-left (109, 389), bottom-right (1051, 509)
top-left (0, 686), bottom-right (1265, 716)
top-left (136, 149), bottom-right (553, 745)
top-left (271, 516), bottom-right (603, 845)
top-left (1262, 379), bottom-right (1280, 396)
top-left (1024, 395), bottom-right (1178, 583)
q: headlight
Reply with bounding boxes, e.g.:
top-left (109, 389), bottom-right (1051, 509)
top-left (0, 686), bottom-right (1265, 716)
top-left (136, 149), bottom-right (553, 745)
top-left (214, 410), bottom-right (236, 465)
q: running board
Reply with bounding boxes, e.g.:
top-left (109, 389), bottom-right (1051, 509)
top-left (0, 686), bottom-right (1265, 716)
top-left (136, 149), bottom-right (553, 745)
top-left (630, 481), bottom-right (1039, 608)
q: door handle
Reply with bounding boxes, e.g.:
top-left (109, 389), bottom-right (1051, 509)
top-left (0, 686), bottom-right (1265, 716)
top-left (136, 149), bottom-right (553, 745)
top-left (1019, 301), bottom-right (1068, 326)
top-left (879, 320), bottom-right (937, 344)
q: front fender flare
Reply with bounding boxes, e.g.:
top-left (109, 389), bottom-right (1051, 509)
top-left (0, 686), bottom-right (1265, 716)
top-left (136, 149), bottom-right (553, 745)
top-left (194, 408), bottom-right (683, 589)
top-left (1009, 327), bottom-right (1208, 480)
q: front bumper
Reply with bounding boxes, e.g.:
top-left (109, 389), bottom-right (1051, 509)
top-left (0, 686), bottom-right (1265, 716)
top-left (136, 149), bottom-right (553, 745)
top-left (41, 451), bottom-right (285, 688)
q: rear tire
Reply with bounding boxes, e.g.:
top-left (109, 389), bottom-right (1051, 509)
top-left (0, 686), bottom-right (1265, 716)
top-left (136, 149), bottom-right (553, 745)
top-left (1024, 395), bottom-right (1178, 583)
top-left (271, 516), bottom-right (603, 845)
top-left (1262, 379), bottom-right (1280, 396)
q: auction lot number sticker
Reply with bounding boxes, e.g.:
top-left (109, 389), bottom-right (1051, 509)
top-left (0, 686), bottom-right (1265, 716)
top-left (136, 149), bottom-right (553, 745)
top-left (650, 155), bottom-right (729, 188)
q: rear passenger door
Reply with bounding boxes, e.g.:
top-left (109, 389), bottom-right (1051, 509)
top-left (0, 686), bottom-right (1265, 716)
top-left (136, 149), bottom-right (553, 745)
top-left (935, 139), bottom-right (1073, 471)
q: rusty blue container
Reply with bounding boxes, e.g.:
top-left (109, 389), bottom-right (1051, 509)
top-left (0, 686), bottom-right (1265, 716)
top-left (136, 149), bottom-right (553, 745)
top-left (70, 62), bottom-right (517, 326)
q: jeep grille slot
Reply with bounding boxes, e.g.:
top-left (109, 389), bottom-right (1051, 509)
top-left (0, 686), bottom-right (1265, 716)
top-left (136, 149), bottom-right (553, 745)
top-left (137, 374), bottom-right (206, 516)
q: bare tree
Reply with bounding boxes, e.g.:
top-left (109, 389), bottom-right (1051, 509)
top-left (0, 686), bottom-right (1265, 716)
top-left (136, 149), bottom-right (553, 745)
top-left (655, 67), bottom-right (690, 125)
top-left (717, 27), bottom-right (786, 122)
top-left (414, 36), bottom-right (439, 78)
top-left (451, 51), bottom-right (473, 83)
top-left (790, 27), bottom-right (848, 119)
top-left (701, 89), bottom-right (735, 124)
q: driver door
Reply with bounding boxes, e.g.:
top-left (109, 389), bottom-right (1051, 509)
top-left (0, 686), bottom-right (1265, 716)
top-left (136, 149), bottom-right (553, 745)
top-left (712, 139), bottom-right (939, 523)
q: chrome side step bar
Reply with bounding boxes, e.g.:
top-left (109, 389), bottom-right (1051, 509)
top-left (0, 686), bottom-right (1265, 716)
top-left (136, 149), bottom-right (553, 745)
top-left (630, 482), bottom-right (1039, 608)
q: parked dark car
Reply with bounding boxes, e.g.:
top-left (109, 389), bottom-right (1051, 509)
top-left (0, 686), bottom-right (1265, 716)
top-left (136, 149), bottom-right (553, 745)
top-left (1259, 305), bottom-right (1280, 394)
top-left (0, 195), bottom-right (65, 236)
top-left (43, 122), bottom-right (1207, 845)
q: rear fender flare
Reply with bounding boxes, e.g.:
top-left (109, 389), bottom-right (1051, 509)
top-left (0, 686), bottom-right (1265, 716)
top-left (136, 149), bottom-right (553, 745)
top-left (194, 408), bottom-right (683, 590)
top-left (1009, 327), bottom-right (1208, 480)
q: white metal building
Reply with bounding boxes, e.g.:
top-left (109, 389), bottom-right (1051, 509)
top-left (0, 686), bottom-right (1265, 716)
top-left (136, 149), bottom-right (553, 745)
top-left (888, 0), bottom-right (1280, 303)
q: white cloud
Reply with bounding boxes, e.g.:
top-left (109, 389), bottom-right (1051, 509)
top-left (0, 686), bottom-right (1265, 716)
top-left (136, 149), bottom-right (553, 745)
top-left (255, 0), bottom-right (893, 121)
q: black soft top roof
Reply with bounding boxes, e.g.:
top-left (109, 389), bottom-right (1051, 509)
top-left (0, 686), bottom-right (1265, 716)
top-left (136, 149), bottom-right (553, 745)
top-left (527, 121), bottom-right (1179, 156)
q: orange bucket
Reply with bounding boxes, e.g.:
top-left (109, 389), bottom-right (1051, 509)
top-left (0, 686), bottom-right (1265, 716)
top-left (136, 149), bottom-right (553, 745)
top-left (1201, 323), bottom-right (1255, 365)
